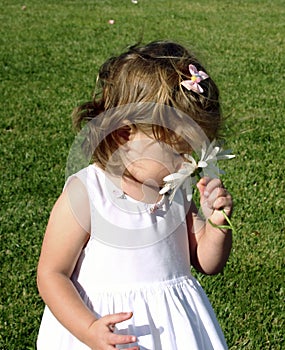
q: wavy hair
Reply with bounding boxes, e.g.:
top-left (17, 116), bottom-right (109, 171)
top-left (73, 41), bottom-right (222, 169)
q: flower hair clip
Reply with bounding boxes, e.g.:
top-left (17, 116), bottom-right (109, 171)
top-left (180, 64), bottom-right (209, 93)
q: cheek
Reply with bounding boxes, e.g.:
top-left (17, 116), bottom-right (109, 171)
top-left (121, 139), bottom-right (184, 181)
top-left (127, 158), bottom-right (178, 184)
top-left (133, 144), bottom-right (182, 168)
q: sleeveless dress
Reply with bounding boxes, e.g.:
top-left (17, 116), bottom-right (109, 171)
top-left (37, 164), bottom-right (228, 350)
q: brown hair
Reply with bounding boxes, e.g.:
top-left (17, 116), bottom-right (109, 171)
top-left (73, 40), bottom-right (222, 169)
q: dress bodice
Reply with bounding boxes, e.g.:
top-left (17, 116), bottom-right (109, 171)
top-left (70, 165), bottom-right (191, 291)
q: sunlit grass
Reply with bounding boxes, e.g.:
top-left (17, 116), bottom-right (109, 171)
top-left (1, 1), bottom-right (284, 348)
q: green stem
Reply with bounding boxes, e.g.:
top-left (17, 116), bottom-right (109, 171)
top-left (208, 209), bottom-right (236, 234)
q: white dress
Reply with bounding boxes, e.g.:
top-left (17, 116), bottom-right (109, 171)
top-left (37, 165), bottom-right (228, 350)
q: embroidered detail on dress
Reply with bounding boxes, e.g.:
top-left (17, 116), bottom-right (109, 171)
top-left (113, 189), bottom-right (166, 214)
top-left (112, 189), bottom-right (127, 199)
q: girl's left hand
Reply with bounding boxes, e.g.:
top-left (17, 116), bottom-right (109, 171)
top-left (196, 177), bottom-right (233, 226)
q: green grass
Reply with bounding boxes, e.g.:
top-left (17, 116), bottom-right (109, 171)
top-left (1, 0), bottom-right (284, 349)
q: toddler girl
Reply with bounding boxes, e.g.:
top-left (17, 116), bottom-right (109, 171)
top-left (37, 41), bottom-right (233, 349)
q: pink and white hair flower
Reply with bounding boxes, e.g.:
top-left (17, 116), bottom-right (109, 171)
top-left (181, 64), bottom-right (209, 93)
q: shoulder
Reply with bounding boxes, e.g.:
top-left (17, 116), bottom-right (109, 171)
top-left (59, 169), bottom-right (94, 234)
top-left (64, 163), bottom-right (107, 212)
top-left (65, 164), bottom-right (97, 184)
top-left (64, 164), bottom-right (105, 191)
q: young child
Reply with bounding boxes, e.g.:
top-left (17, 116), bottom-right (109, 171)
top-left (37, 41), bottom-right (233, 350)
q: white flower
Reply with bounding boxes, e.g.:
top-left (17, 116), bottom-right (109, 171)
top-left (159, 140), bottom-right (235, 203)
top-left (159, 155), bottom-right (197, 202)
top-left (198, 140), bottom-right (235, 178)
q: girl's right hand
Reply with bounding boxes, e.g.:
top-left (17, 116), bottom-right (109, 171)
top-left (87, 312), bottom-right (139, 350)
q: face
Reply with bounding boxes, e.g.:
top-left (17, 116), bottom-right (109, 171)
top-left (119, 131), bottom-right (184, 187)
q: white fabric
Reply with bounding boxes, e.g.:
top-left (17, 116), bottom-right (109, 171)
top-left (37, 165), bottom-right (228, 349)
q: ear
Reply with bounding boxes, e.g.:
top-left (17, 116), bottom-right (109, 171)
top-left (116, 125), bottom-right (132, 144)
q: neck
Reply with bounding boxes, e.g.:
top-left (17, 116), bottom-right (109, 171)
top-left (103, 166), bottom-right (163, 204)
top-left (121, 175), bottom-right (162, 204)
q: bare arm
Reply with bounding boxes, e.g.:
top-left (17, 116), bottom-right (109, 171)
top-left (187, 177), bottom-right (233, 275)
top-left (37, 178), bottom-right (138, 349)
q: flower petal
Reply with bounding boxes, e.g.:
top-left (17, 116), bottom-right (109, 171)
top-left (184, 155), bottom-right (197, 164)
top-left (200, 141), bottom-right (207, 160)
top-left (203, 139), bottom-right (218, 160)
top-left (168, 187), bottom-right (179, 202)
top-left (197, 160), bottom-right (208, 168)
top-left (162, 172), bottom-right (183, 182)
top-left (189, 64), bottom-right (199, 76)
top-left (184, 179), bottom-right (193, 201)
top-left (198, 70), bottom-right (209, 80)
top-left (159, 183), bottom-right (172, 195)
top-left (181, 80), bottom-right (194, 91)
top-left (192, 82), bottom-right (203, 93)
top-left (216, 149), bottom-right (235, 160)
top-left (181, 79), bottom-right (203, 93)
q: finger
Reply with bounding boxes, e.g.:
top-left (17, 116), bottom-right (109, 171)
top-left (207, 186), bottom-right (227, 203)
top-left (204, 178), bottom-right (223, 197)
top-left (103, 312), bottom-right (137, 346)
top-left (105, 312), bottom-right (133, 326)
top-left (212, 194), bottom-right (232, 211)
top-left (109, 333), bottom-right (137, 346)
top-left (108, 324), bottom-right (116, 333)
top-left (210, 202), bottom-right (233, 227)
top-left (196, 177), bottom-right (211, 197)
top-left (197, 176), bottom-right (211, 189)
top-left (198, 176), bottom-right (211, 186)
top-left (202, 186), bottom-right (221, 208)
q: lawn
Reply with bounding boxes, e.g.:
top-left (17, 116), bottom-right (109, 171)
top-left (0, 0), bottom-right (284, 349)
